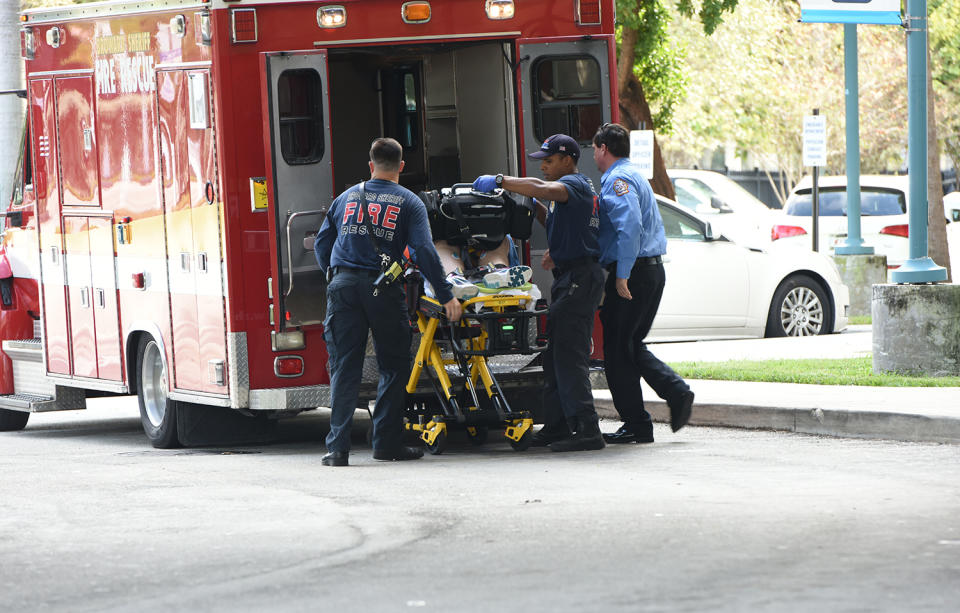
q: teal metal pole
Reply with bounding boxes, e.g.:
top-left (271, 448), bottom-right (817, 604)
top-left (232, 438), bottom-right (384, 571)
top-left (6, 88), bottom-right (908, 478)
top-left (891, 0), bottom-right (946, 282)
top-left (835, 24), bottom-right (873, 255)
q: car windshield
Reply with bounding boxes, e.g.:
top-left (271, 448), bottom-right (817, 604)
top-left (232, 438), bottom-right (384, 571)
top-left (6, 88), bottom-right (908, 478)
top-left (785, 188), bottom-right (906, 216)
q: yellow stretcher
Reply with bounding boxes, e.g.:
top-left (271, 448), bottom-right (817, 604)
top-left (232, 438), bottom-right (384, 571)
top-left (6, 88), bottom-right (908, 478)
top-left (404, 293), bottom-right (546, 454)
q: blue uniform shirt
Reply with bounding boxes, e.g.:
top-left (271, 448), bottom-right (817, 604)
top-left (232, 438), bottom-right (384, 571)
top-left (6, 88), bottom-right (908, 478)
top-left (314, 179), bottom-right (453, 304)
top-left (598, 158), bottom-right (667, 279)
top-left (544, 173), bottom-right (600, 264)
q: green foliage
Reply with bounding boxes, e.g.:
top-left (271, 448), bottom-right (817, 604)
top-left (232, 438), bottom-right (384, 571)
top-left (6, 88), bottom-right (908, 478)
top-left (929, 0), bottom-right (960, 168)
top-left (670, 357), bottom-right (960, 387)
top-left (616, 0), bottom-right (739, 133)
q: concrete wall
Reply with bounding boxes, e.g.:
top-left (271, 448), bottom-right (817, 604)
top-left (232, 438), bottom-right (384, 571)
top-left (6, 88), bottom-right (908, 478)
top-left (873, 284), bottom-right (960, 376)
top-left (833, 254), bottom-right (888, 318)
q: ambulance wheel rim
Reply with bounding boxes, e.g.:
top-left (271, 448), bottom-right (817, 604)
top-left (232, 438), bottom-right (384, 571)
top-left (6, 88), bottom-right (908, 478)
top-left (141, 341), bottom-right (167, 428)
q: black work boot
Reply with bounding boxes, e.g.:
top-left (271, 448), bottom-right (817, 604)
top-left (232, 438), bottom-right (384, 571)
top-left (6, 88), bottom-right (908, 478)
top-left (549, 416), bottom-right (605, 452)
top-left (531, 419), bottom-right (573, 447)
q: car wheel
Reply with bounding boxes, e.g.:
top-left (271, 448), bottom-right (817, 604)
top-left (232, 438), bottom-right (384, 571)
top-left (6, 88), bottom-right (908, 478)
top-left (765, 274), bottom-right (832, 337)
top-left (136, 336), bottom-right (181, 449)
top-left (0, 408), bottom-right (29, 431)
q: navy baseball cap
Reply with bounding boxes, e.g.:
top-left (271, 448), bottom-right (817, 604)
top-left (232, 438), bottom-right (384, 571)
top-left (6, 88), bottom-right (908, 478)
top-left (528, 134), bottom-right (580, 161)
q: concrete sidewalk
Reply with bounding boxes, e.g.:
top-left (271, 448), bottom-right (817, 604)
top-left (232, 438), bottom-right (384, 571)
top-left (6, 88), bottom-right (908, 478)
top-left (593, 325), bottom-right (960, 444)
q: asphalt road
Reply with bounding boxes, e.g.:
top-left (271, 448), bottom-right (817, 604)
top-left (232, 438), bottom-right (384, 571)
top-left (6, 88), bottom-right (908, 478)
top-left (2, 399), bottom-right (959, 612)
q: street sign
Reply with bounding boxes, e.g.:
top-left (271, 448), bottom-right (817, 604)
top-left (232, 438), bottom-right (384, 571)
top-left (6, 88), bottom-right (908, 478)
top-left (799, 0), bottom-right (902, 26)
top-left (629, 130), bottom-right (654, 179)
top-left (802, 115), bottom-right (827, 167)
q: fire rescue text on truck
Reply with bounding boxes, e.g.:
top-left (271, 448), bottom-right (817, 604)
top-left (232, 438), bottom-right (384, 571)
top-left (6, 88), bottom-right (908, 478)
top-left (0, 0), bottom-right (617, 448)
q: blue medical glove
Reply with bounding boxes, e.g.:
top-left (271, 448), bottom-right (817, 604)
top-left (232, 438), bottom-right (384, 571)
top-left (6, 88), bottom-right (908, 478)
top-left (473, 175), bottom-right (497, 193)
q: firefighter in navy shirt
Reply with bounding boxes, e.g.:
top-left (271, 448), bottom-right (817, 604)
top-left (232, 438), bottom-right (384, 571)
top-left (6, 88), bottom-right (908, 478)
top-left (473, 134), bottom-right (605, 452)
top-left (315, 138), bottom-right (462, 467)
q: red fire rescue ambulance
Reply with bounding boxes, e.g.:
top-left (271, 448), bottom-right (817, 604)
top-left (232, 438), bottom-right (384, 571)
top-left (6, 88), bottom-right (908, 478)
top-left (0, 0), bottom-right (617, 447)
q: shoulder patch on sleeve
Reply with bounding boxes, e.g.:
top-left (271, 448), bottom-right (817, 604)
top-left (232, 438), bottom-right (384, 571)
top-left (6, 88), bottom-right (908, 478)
top-left (613, 178), bottom-right (630, 196)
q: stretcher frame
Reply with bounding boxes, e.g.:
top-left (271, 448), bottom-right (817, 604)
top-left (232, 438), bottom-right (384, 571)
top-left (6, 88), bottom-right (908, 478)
top-left (404, 293), bottom-right (546, 454)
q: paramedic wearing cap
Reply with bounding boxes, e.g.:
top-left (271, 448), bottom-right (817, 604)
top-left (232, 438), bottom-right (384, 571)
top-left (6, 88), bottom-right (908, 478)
top-left (592, 123), bottom-right (693, 443)
top-left (473, 134), bottom-right (605, 453)
top-left (315, 137), bottom-right (462, 467)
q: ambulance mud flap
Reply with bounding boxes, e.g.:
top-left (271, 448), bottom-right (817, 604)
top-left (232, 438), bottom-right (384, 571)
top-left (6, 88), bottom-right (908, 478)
top-left (176, 403), bottom-right (277, 447)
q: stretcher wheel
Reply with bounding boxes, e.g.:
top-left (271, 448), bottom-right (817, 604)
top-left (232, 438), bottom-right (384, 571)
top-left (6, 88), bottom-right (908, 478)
top-left (425, 430), bottom-right (448, 455)
top-left (466, 426), bottom-right (489, 445)
top-left (509, 428), bottom-right (533, 451)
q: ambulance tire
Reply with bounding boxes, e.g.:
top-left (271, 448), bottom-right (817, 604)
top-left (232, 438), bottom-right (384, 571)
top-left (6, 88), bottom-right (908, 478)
top-left (0, 408), bottom-right (29, 431)
top-left (135, 336), bottom-right (182, 449)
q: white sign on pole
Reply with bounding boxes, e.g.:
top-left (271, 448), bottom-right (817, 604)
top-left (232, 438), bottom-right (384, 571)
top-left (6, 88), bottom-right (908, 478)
top-left (799, 0), bottom-right (901, 26)
top-left (802, 115), bottom-right (827, 167)
top-left (629, 130), bottom-right (654, 179)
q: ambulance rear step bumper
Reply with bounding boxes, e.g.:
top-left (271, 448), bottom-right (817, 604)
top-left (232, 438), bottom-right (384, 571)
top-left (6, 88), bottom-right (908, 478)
top-left (0, 338), bottom-right (87, 412)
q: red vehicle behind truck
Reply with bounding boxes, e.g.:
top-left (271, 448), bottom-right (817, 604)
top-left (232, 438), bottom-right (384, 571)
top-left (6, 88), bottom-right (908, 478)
top-left (0, 0), bottom-right (617, 447)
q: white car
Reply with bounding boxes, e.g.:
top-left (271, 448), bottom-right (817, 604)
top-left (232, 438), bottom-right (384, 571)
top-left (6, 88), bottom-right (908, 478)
top-left (667, 168), bottom-right (776, 244)
top-left (771, 175), bottom-right (910, 267)
top-left (649, 196), bottom-right (850, 341)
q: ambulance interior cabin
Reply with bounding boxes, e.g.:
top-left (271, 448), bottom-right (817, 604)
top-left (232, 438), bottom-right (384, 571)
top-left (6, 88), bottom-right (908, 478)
top-left (327, 40), bottom-right (518, 193)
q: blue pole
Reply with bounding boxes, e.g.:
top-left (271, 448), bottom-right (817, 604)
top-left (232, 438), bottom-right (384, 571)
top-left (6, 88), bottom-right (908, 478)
top-left (835, 23), bottom-right (872, 255)
top-left (890, 0), bottom-right (946, 283)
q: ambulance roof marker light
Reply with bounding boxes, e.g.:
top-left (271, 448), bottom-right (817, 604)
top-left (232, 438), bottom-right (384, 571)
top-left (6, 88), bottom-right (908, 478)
top-left (318, 5), bottom-right (347, 28)
top-left (485, 0), bottom-right (515, 20)
top-left (575, 0), bottom-right (602, 26)
top-left (401, 1), bottom-right (431, 24)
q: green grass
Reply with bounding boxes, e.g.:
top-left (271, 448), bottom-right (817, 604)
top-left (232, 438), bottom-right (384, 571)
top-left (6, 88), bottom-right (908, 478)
top-left (849, 315), bottom-right (872, 325)
top-left (670, 357), bottom-right (960, 387)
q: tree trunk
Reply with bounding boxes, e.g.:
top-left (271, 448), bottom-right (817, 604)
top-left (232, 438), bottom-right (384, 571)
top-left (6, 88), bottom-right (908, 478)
top-left (926, 44), bottom-right (952, 281)
top-left (616, 22), bottom-right (675, 200)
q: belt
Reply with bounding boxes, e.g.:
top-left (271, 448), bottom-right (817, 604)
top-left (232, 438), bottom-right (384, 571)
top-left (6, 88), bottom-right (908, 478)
top-left (553, 256), bottom-right (598, 272)
top-left (635, 255), bottom-right (662, 266)
top-left (330, 266), bottom-right (379, 277)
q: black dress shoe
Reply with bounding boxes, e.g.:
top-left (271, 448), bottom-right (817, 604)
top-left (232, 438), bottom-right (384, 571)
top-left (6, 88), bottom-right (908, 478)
top-left (373, 446), bottom-right (424, 461)
top-left (549, 417), bottom-right (605, 452)
top-left (602, 424), bottom-right (654, 444)
top-left (669, 390), bottom-right (694, 432)
top-left (321, 451), bottom-right (349, 467)
top-left (531, 423), bottom-right (572, 447)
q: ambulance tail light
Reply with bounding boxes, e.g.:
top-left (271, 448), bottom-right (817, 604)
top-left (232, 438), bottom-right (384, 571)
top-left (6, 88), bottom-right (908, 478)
top-left (318, 5), bottom-right (347, 28)
top-left (771, 224), bottom-right (807, 241)
top-left (274, 356), bottom-right (304, 378)
top-left (485, 0), bottom-right (515, 20)
top-left (21, 27), bottom-right (35, 60)
top-left (401, 1), bottom-right (431, 23)
top-left (231, 8), bottom-right (258, 43)
top-left (575, 0), bottom-right (601, 25)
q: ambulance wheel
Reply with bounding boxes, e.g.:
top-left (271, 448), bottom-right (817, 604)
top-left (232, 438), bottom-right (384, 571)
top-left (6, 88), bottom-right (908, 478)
top-left (466, 425), bottom-right (488, 446)
top-left (0, 408), bottom-right (29, 431)
top-left (425, 430), bottom-right (448, 455)
top-left (509, 428), bottom-right (533, 452)
top-left (136, 336), bottom-right (181, 449)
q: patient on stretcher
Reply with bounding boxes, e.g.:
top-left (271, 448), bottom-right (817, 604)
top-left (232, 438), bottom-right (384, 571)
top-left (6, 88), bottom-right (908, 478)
top-left (418, 185), bottom-right (541, 307)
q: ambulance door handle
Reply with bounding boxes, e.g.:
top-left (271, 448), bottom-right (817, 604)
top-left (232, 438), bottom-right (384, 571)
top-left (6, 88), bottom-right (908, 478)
top-left (95, 288), bottom-right (105, 309)
top-left (198, 252), bottom-right (208, 273)
top-left (79, 286), bottom-right (90, 308)
top-left (284, 210), bottom-right (327, 297)
top-left (180, 252), bottom-right (191, 272)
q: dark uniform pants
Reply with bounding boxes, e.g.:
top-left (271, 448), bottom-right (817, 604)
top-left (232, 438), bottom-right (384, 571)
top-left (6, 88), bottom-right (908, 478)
top-left (599, 261), bottom-right (689, 431)
top-left (323, 270), bottom-right (411, 453)
top-left (542, 261), bottom-right (604, 426)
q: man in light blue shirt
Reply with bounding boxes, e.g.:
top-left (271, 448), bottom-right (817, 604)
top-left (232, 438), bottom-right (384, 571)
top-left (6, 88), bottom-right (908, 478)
top-left (593, 123), bottom-right (693, 443)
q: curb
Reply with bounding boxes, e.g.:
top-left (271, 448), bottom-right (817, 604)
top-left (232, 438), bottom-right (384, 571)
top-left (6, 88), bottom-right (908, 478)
top-left (594, 398), bottom-right (960, 445)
